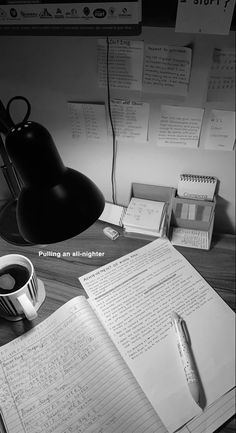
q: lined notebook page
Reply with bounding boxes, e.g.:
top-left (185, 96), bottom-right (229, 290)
top-left (0, 296), bottom-right (165, 433)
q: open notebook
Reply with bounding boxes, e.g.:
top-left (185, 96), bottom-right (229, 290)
top-left (0, 240), bottom-right (235, 433)
top-left (0, 297), bottom-right (234, 433)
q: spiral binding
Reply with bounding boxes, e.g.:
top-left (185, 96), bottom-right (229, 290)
top-left (179, 174), bottom-right (217, 184)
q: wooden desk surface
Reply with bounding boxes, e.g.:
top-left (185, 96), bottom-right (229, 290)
top-left (0, 221), bottom-right (235, 432)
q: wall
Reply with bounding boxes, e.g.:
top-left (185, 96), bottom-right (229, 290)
top-left (0, 26), bottom-right (235, 233)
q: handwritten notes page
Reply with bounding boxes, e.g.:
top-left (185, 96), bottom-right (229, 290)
top-left (207, 48), bottom-right (235, 102)
top-left (80, 239), bottom-right (235, 433)
top-left (157, 105), bottom-right (204, 148)
top-left (0, 297), bottom-right (165, 433)
top-left (171, 227), bottom-right (212, 250)
top-left (68, 102), bottom-right (108, 142)
top-left (110, 99), bottom-right (149, 142)
top-left (97, 38), bottom-right (143, 91)
top-left (175, 0), bottom-right (236, 35)
top-left (205, 109), bottom-right (235, 151)
top-left (143, 45), bottom-right (192, 96)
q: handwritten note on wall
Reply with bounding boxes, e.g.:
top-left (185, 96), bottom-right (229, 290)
top-left (175, 0), bottom-right (236, 35)
top-left (143, 45), bottom-right (192, 96)
top-left (205, 109), bottom-right (235, 151)
top-left (157, 105), bottom-right (204, 148)
top-left (97, 38), bottom-right (143, 91)
top-left (207, 48), bottom-right (235, 102)
top-left (68, 102), bottom-right (108, 142)
top-left (111, 99), bottom-right (149, 142)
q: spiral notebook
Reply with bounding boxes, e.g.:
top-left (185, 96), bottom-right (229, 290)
top-left (177, 174), bottom-right (217, 201)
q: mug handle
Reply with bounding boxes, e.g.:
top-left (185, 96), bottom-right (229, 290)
top-left (17, 293), bottom-right (38, 320)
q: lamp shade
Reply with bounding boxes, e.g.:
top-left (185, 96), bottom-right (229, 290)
top-left (5, 121), bottom-right (105, 244)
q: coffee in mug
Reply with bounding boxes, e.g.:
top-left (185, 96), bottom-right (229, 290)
top-left (0, 264), bottom-right (30, 293)
top-left (0, 254), bottom-right (45, 321)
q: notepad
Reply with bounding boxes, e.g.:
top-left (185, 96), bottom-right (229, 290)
top-left (122, 197), bottom-right (166, 237)
top-left (177, 174), bottom-right (217, 201)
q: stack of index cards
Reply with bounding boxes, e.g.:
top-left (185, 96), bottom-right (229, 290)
top-left (122, 197), bottom-right (167, 238)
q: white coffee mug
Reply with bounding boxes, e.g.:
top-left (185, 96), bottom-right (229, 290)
top-left (0, 254), bottom-right (45, 321)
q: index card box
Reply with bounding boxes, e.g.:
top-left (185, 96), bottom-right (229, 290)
top-left (170, 196), bottom-right (216, 250)
top-left (171, 196), bottom-right (216, 231)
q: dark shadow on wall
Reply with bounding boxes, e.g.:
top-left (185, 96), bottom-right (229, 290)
top-left (214, 196), bottom-right (235, 235)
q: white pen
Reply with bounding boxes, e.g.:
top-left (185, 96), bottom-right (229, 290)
top-left (171, 311), bottom-right (201, 406)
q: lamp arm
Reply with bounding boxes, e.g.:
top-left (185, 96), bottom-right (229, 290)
top-left (0, 98), bottom-right (22, 198)
top-left (0, 98), bottom-right (14, 133)
top-left (0, 134), bottom-right (22, 199)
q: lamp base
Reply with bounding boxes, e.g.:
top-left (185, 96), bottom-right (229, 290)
top-left (0, 200), bottom-right (33, 246)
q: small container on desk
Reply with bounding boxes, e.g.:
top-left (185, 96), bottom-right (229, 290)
top-left (170, 195), bottom-right (216, 250)
top-left (123, 182), bottom-right (176, 241)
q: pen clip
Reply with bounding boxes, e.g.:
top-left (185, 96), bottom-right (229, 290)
top-left (180, 318), bottom-right (191, 345)
top-left (171, 312), bottom-right (191, 344)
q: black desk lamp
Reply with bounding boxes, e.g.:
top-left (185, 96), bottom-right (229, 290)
top-left (0, 96), bottom-right (105, 245)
